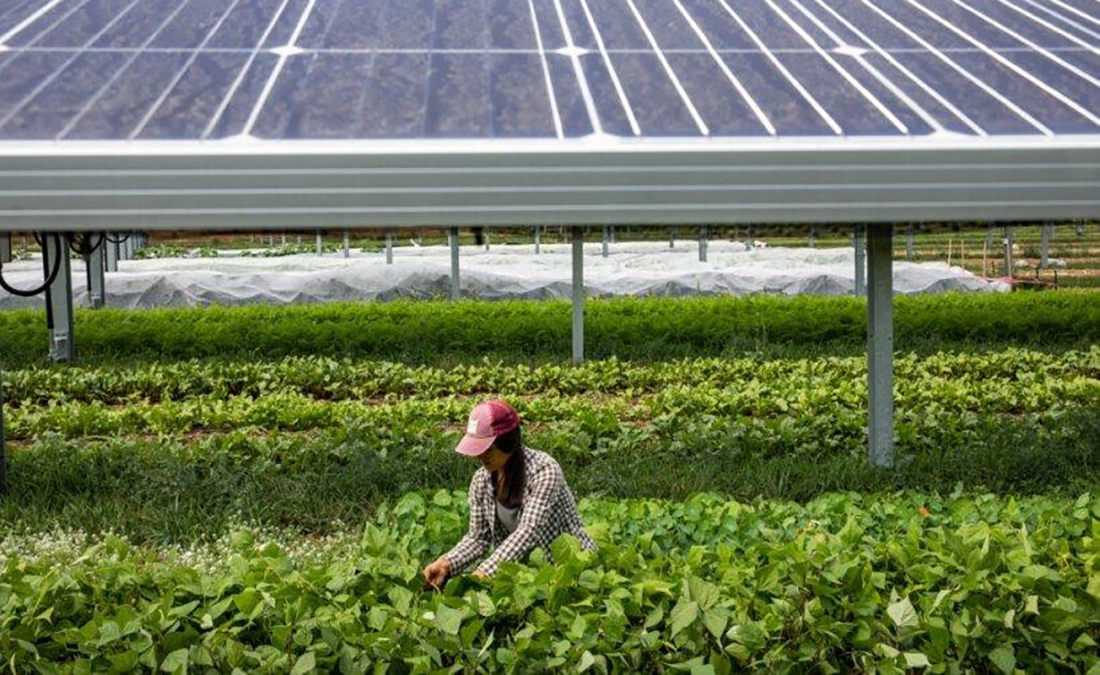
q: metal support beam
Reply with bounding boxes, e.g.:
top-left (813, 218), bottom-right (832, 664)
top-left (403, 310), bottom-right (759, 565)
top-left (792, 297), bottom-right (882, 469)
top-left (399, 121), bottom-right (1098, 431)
top-left (669, 227), bottom-right (675, 249)
top-left (45, 233), bottom-right (75, 363)
top-left (107, 235), bottom-right (119, 271)
top-left (385, 230), bottom-right (394, 264)
top-left (906, 224), bottom-right (915, 260)
top-left (534, 226), bottom-right (540, 254)
top-left (343, 230), bottom-right (350, 258)
top-left (1004, 226), bottom-right (1014, 278)
top-left (746, 224), bottom-right (753, 250)
top-left (572, 226), bottom-right (584, 364)
top-left (1039, 224), bottom-right (1051, 269)
top-left (0, 232), bottom-right (10, 263)
top-left (809, 226), bottom-right (817, 248)
top-left (866, 225), bottom-right (894, 469)
top-left (87, 237), bottom-right (106, 309)
top-left (853, 224), bottom-right (866, 296)
top-left (699, 225), bottom-right (708, 262)
top-left (281, 233), bottom-right (287, 246)
top-left (316, 230), bottom-right (323, 256)
top-left (602, 226), bottom-right (609, 258)
top-left (609, 226), bottom-right (616, 243)
top-left (449, 227), bottom-right (460, 300)
top-left (484, 230), bottom-right (490, 251)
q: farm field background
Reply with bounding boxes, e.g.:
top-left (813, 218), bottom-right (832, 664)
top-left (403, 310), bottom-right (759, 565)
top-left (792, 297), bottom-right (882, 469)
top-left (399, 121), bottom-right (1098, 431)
top-left (0, 283), bottom-right (1098, 671)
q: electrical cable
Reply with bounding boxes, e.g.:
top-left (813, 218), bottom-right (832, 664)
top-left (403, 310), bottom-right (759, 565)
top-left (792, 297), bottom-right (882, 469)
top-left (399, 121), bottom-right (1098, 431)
top-left (0, 232), bottom-right (62, 298)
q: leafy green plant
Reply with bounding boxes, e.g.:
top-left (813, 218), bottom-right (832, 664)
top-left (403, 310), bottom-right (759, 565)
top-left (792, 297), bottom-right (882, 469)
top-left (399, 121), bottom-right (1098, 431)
top-left (1, 490), bottom-right (1096, 673)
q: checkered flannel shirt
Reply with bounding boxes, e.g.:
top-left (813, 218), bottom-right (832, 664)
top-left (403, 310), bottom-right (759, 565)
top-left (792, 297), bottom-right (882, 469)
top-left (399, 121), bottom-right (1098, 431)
top-left (441, 446), bottom-right (596, 576)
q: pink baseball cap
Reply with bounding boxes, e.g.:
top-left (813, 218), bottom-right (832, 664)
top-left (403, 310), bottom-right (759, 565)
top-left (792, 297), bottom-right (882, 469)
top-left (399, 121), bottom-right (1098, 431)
top-left (455, 399), bottom-right (521, 456)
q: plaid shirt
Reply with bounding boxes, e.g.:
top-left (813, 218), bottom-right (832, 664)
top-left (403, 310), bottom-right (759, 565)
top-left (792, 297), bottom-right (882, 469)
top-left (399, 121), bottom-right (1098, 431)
top-left (441, 447), bottom-right (596, 576)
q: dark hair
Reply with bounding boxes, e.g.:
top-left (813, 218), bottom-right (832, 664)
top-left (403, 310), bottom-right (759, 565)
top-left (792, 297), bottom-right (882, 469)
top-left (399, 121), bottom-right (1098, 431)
top-left (493, 425), bottom-right (525, 508)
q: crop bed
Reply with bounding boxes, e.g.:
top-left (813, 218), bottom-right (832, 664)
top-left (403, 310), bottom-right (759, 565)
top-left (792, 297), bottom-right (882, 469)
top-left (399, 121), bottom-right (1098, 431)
top-left (2, 490), bottom-right (1096, 673)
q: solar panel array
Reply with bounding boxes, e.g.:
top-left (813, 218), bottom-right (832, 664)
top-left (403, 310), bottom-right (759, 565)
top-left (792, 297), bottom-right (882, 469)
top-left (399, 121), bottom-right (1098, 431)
top-left (0, 0), bottom-right (1096, 141)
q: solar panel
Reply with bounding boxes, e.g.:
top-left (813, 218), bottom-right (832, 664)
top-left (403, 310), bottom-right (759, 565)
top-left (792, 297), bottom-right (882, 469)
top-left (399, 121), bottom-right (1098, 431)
top-left (0, 0), bottom-right (1096, 141)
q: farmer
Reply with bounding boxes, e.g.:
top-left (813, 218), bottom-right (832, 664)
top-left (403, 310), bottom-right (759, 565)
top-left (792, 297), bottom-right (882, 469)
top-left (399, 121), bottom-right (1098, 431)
top-left (422, 399), bottom-right (596, 586)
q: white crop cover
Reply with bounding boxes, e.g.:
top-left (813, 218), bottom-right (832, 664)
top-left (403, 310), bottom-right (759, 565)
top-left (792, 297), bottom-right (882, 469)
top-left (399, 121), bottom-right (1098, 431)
top-left (0, 240), bottom-right (1006, 310)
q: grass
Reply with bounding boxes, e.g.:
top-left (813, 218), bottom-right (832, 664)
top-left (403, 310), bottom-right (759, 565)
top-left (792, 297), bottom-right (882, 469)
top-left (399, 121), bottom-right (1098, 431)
top-left (1, 292), bottom-right (1097, 368)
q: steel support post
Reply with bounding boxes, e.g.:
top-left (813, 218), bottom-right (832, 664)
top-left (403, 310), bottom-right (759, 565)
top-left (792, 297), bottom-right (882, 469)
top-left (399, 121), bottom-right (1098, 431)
top-left (297, 234), bottom-right (302, 245)
top-left (602, 226), bottom-right (609, 258)
top-left (316, 230), bottom-right (323, 256)
top-left (385, 230), bottom-right (394, 264)
top-left (534, 226), bottom-right (540, 254)
top-left (281, 233), bottom-right (286, 246)
top-left (1004, 226), bottom-right (1014, 278)
top-left (484, 230), bottom-right (490, 251)
top-left (87, 238), bottom-right (106, 309)
top-left (866, 226), bottom-right (894, 469)
top-left (1075, 222), bottom-right (1084, 237)
top-left (0, 232), bottom-right (10, 263)
top-left (106, 234), bottom-right (119, 272)
top-left (46, 233), bottom-right (75, 363)
top-left (854, 224), bottom-right (866, 296)
top-left (669, 227), bottom-right (675, 248)
top-left (1040, 224), bottom-right (1051, 269)
top-left (906, 225), bottom-right (915, 260)
top-left (119, 235), bottom-right (128, 261)
top-left (572, 226), bottom-right (584, 365)
top-left (609, 226), bottom-right (616, 243)
top-left (449, 227), bottom-right (460, 300)
top-left (746, 225), bottom-right (753, 250)
top-left (985, 227), bottom-right (993, 260)
top-left (810, 226), bottom-right (817, 248)
top-left (343, 230), bottom-right (350, 258)
top-left (699, 225), bottom-right (708, 262)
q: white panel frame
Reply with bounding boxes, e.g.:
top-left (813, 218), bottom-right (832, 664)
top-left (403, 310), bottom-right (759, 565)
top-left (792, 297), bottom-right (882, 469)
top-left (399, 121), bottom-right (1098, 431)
top-left (0, 137), bottom-right (1097, 230)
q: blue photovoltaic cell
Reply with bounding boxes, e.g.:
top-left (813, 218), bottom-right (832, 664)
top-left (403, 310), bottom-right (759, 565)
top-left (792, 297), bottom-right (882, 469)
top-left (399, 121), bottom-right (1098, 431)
top-left (0, 0), bottom-right (1095, 141)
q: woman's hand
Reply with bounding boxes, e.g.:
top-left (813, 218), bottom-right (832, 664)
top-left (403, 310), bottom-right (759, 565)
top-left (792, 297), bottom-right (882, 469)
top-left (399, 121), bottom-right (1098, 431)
top-left (422, 558), bottom-right (451, 589)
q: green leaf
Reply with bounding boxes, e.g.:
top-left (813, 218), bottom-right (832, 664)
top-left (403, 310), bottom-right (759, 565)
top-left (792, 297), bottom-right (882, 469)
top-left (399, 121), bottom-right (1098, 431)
top-left (233, 589), bottom-right (260, 615)
top-left (160, 648), bottom-right (189, 674)
top-left (887, 597), bottom-right (919, 629)
top-left (670, 599), bottom-right (699, 637)
top-left (290, 652), bottom-right (316, 675)
top-left (108, 650), bottom-right (140, 672)
top-left (988, 645), bottom-right (1016, 675)
top-left (904, 652), bottom-right (930, 669)
top-left (703, 607), bottom-right (729, 641)
top-left (644, 605), bottom-right (664, 629)
top-left (577, 651), bottom-right (596, 673)
top-left (434, 604), bottom-right (466, 635)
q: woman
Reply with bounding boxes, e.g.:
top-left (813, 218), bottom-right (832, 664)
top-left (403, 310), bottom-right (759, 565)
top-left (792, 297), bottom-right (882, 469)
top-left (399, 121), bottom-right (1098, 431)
top-left (422, 399), bottom-right (595, 586)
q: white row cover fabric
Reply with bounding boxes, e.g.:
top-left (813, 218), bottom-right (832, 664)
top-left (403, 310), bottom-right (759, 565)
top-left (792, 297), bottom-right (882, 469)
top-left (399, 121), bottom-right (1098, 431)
top-left (0, 240), bottom-right (1007, 310)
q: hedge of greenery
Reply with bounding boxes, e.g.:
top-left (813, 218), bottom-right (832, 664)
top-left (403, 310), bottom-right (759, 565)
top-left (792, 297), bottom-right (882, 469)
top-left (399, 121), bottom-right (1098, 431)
top-left (1, 293), bottom-right (1096, 366)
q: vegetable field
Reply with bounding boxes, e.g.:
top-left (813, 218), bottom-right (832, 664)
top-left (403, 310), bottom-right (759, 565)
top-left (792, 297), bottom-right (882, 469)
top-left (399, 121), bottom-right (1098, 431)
top-left (1, 293), bottom-right (1097, 672)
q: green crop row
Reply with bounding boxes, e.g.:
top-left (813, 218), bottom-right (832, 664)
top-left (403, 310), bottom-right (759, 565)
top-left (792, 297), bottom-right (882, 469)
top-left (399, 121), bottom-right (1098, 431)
top-left (4, 409), bottom-right (1097, 544)
top-left (5, 348), bottom-right (1097, 408)
top-left (5, 369), bottom-right (1095, 442)
top-left (2, 490), bottom-right (1096, 673)
top-left (2, 293), bottom-right (1096, 367)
